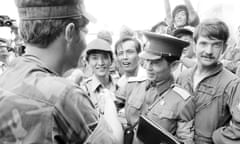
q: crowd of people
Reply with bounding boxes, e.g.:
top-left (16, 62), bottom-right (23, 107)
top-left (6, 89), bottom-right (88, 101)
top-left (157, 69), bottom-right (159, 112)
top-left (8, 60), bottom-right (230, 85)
top-left (1, 0), bottom-right (240, 144)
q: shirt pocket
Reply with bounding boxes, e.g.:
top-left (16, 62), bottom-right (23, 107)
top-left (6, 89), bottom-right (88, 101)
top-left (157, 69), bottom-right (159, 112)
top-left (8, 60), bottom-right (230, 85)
top-left (127, 95), bottom-right (144, 110)
top-left (151, 108), bottom-right (177, 120)
top-left (127, 85), bottom-right (146, 110)
top-left (196, 83), bottom-right (224, 113)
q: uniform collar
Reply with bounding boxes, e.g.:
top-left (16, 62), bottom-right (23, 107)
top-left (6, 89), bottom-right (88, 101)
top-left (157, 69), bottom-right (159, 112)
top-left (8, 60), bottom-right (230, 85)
top-left (23, 54), bottom-right (59, 76)
top-left (91, 74), bottom-right (115, 92)
top-left (191, 62), bottom-right (223, 80)
top-left (146, 75), bottom-right (174, 95)
top-left (127, 66), bottom-right (147, 82)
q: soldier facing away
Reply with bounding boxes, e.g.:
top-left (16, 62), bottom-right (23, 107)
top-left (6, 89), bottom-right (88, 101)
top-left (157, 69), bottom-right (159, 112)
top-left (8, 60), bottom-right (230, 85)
top-left (0, 0), bottom-right (123, 143)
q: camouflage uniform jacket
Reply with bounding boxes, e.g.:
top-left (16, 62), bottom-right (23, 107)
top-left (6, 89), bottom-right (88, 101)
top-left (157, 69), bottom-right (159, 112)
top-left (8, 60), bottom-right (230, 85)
top-left (0, 55), bottom-right (116, 144)
top-left (177, 63), bottom-right (240, 144)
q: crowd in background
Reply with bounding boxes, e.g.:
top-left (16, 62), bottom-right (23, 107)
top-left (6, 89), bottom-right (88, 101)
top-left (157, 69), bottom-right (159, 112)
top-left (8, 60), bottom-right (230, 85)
top-left (1, 0), bottom-right (240, 80)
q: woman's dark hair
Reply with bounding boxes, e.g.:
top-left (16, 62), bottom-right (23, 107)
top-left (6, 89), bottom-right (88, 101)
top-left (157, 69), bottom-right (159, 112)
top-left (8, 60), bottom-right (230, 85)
top-left (114, 36), bottom-right (142, 56)
top-left (172, 5), bottom-right (189, 26)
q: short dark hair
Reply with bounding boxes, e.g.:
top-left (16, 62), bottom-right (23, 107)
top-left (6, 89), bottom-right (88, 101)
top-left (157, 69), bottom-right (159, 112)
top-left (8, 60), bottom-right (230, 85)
top-left (19, 17), bottom-right (88, 48)
top-left (151, 21), bottom-right (168, 32)
top-left (114, 37), bottom-right (141, 56)
top-left (193, 19), bottom-right (229, 44)
top-left (172, 5), bottom-right (189, 25)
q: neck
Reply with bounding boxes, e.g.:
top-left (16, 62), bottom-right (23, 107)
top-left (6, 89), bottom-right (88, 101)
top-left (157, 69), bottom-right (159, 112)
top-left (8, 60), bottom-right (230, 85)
top-left (96, 74), bottom-right (111, 87)
top-left (25, 39), bottom-right (66, 76)
top-left (125, 66), bottom-right (138, 77)
top-left (195, 63), bottom-right (218, 77)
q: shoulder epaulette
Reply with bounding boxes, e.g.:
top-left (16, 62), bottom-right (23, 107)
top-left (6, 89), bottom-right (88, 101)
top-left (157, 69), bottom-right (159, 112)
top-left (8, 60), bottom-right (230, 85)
top-left (128, 76), bottom-right (147, 83)
top-left (172, 86), bottom-right (191, 100)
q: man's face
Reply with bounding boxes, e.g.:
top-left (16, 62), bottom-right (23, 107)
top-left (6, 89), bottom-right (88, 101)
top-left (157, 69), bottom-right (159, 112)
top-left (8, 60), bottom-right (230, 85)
top-left (179, 34), bottom-right (194, 58)
top-left (116, 40), bottom-right (139, 74)
top-left (195, 36), bottom-right (224, 67)
top-left (144, 58), bottom-right (170, 82)
top-left (68, 25), bottom-right (88, 68)
top-left (174, 10), bottom-right (187, 27)
top-left (88, 52), bottom-right (112, 77)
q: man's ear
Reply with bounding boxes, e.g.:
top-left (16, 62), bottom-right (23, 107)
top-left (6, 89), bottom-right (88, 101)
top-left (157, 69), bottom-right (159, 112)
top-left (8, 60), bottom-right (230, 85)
top-left (65, 23), bottom-right (75, 42)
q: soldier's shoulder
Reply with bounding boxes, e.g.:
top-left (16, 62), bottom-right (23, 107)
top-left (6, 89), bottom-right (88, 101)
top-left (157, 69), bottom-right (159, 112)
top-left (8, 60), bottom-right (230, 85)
top-left (37, 76), bottom-right (87, 99)
top-left (171, 84), bottom-right (191, 101)
top-left (40, 76), bottom-right (75, 87)
top-left (222, 67), bottom-right (239, 80)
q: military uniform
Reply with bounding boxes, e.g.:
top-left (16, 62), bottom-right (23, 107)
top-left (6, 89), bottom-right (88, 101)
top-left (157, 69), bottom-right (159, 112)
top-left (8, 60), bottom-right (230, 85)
top-left (0, 0), bottom-right (118, 143)
top-left (80, 37), bottom-right (118, 115)
top-left (120, 32), bottom-right (192, 144)
top-left (80, 75), bottom-right (118, 115)
top-left (0, 54), bottom-right (116, 144)
top-left (125, 77), bottom-right (194, 144)
top-left (177, 63), bottom-right (240, 144)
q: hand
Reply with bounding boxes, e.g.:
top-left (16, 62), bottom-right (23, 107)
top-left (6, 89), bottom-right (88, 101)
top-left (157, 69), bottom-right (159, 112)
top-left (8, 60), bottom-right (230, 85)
top-left (66, 69), bottom-right (84, 84)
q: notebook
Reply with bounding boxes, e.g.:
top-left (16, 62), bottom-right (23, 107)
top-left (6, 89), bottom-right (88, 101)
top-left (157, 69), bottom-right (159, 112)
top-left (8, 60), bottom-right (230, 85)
top-left (137, 115), bottom-right (181, 144)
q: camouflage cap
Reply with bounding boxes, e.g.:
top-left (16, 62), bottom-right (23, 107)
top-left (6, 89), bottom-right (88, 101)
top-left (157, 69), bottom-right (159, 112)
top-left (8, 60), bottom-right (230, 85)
top-left (14, 0), bottom-right (96, 22)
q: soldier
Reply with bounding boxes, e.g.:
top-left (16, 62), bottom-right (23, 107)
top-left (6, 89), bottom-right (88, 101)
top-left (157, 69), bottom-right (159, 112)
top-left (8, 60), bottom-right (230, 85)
top-left (0, 0), bottom-right (123, 143)
top-left (124, 32), bottom-right (193, 144)
top-left (80, 38), bottom-right (118, 115)
top-left (177, 19), bottom-right (240, 144)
